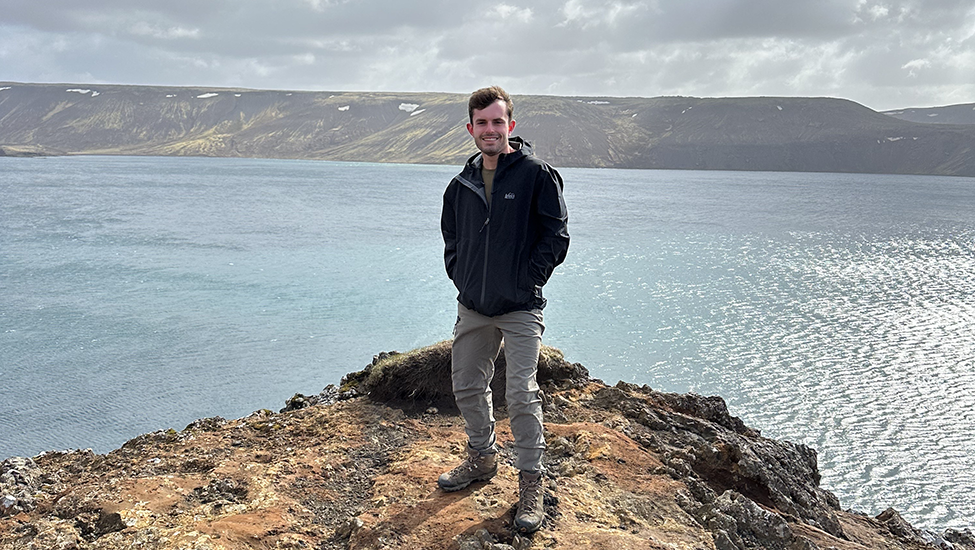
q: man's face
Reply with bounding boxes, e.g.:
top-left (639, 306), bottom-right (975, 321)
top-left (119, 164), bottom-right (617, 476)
top-left (467, 99), bottom-right (516, 158)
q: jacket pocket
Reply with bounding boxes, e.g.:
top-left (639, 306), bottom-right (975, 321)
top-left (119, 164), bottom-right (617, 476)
top-left (515, 257), bottom-right (534, 303)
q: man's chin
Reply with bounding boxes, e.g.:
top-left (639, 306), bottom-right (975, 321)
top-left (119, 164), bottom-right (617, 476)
top-left (477, 143), bottom-right (505, 156)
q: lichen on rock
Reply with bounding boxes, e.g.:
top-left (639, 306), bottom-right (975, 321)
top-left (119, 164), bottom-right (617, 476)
top-left (0, 457), bottom-right (43, 517)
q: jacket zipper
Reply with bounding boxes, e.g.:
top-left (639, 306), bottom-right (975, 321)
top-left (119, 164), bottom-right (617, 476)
top-left (480, 215), bottom-right (490, 304)
top-left (479, 163), bottom-right (498, 305)
top-left (456, 166), bottom-right (496, 307)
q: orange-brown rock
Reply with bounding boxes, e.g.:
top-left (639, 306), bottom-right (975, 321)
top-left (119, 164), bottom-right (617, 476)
top-left (2, 343), bottom-right (972, 550)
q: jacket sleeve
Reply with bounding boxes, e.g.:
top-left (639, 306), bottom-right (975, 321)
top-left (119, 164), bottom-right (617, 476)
top-left (441, 184), bottom-right (457, 281)
top-left (528, 165), bottom-right (570, 287)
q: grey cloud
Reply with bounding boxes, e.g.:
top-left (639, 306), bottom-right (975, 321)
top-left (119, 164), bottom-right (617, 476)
top-left (546, 0), bottom-right (856, 43)
top-left (1, 0), bottom-right (973, 109)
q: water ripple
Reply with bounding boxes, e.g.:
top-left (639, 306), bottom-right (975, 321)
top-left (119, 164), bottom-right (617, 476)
top-left (561, 228), bottom-right (975, 529)
top-left (706, 232), bottom-right (975, 529)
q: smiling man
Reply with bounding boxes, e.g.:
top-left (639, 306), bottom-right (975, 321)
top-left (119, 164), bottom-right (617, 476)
top-left (439, 86), bottom-right (570, 533)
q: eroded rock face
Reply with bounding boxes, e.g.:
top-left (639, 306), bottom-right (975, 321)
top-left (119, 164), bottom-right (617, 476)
top-left (694, 490), bottom-right (800, 550)
top-left (946, 529), bottom-right (975, 548)
top-left (587, 382), bottom-right (844, 540)
top-left (1, 343), bottom-right (969, 550)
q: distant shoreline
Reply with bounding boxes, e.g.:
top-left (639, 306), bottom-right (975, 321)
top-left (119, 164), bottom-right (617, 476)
top-left (0, 145), bottom-right (67, 158)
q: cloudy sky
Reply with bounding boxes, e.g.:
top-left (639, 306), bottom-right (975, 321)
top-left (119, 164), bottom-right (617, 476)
top-left (1, 0), bottom-right (973, 111)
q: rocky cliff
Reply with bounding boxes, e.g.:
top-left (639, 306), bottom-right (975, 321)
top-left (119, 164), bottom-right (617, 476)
top-left (2, 342), bottom-right (973, 550)
top-left (3, 82), bottom-right (975, 177)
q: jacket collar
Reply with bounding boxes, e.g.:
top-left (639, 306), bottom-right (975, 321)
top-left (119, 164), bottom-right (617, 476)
top-left (465, 136), bottom-right (532, 171)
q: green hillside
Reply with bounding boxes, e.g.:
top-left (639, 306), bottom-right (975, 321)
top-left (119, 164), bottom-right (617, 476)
top-left (2, 82), bottom-right (974, 177)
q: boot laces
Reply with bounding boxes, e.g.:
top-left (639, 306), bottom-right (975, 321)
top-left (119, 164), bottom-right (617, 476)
top-left (519, 474), bottom-right (542, 514)
top-left (450, 451), bottom-right (482, 477)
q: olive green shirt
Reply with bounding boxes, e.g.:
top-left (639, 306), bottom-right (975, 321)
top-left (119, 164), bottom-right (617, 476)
top-left (482, 168), bottom-right (495, 208)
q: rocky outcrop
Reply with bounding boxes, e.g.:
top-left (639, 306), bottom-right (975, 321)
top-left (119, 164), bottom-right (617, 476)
top-left (327, 341), bottom-right (589, 409)
top-left (2, 342), bottom-right (972, 550)
top-left (589, 383), bottom-right (844, 540)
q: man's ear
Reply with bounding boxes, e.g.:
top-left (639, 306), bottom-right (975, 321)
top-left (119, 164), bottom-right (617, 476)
top-left (467, 122), bottom-right (474, 136)
top-left (508, 119), bottom-right (516, 132)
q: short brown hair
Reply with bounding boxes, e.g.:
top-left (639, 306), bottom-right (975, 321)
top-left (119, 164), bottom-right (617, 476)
top-left (468, 86), bottom-right (513, 123)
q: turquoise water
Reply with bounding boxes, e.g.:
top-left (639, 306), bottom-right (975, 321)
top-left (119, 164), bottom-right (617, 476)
top-left (2, 155), bottom-right (974, 529)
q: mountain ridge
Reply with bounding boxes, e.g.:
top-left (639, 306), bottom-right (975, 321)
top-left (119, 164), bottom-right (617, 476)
top-left (2, 82), bottom-right (975, 177)
top-left (883, 103), bottom-right (975, 125)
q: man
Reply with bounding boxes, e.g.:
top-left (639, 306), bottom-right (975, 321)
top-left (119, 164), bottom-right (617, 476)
top-left (438, 86), bottom-right (570, 534)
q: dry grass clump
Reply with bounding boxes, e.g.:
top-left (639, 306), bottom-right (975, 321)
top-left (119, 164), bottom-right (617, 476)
top-left (341, 341), bottom-right (589, 408)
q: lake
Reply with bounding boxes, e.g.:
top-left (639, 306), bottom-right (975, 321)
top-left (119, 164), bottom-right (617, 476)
top-left (1, 155), bottom-right (973, 530)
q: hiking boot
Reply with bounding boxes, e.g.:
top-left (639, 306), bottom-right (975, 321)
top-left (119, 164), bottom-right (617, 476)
top-left (437, 444), bottom-right (498, 492)
top-left (514, 469), bottom-right (545, 533)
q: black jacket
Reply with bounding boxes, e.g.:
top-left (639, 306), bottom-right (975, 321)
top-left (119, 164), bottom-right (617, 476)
top-left (441, 137), bottom-right (569, 317)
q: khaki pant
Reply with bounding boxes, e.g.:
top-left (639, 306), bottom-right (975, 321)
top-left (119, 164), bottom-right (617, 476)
top-left (451, 303), bottom-right (545, 472)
